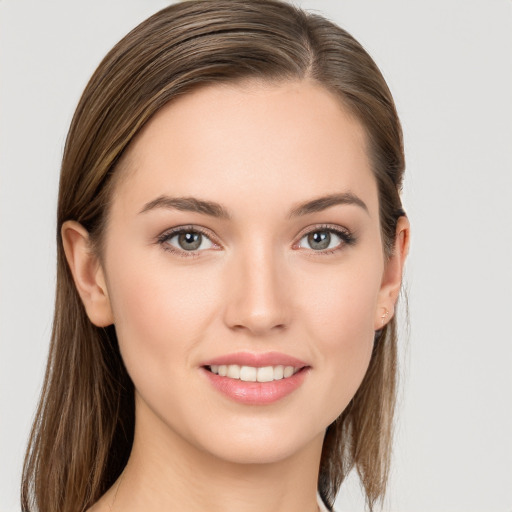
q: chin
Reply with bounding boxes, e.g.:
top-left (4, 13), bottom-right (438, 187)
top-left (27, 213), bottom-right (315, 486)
top-left (199, 433), bottom-right (317, 466)
top-left (186, 412), bottom-right (327, 466)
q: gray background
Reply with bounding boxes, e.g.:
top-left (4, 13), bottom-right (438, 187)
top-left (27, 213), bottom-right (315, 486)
top-left (1, 1), bottom-right (511, 511)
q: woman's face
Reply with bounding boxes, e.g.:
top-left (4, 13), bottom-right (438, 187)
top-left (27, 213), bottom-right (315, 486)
top-left (100, 80), bottom-right (392, 464)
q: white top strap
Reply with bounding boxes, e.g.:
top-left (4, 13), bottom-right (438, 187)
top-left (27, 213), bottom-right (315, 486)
top-left (317, 493), bottom-right (332, 512)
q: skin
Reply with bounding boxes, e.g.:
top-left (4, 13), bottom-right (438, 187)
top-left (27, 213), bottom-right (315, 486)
top-left (63, 80), bottom-right (409, 512)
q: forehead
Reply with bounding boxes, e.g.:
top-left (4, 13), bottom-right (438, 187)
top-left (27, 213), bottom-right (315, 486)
top-left (113, 79), bottom-right (378, 220)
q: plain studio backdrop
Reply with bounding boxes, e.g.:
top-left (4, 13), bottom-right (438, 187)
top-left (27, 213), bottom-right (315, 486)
top-left (1, 1), bottom-right (511, 511)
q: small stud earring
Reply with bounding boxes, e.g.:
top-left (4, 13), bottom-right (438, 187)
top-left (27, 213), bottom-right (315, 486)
top-left (381, 308), bottom-right (389, 327)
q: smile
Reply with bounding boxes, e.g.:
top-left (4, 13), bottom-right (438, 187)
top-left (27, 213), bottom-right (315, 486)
top-left (207, 364), bottom-right (301, 382)
top-left (200, 352), bottom-right (310, 405)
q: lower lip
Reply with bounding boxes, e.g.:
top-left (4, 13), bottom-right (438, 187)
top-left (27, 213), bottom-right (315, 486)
top-left (201, 367), bottom-right (309, 405)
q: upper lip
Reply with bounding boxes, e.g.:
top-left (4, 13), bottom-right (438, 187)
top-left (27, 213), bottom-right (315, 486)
top-left (201, 351), bottom-right (309, 368)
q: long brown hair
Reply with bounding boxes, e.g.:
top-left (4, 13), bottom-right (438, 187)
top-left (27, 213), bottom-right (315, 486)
top-left (22, 1), bottom-right (406, 511)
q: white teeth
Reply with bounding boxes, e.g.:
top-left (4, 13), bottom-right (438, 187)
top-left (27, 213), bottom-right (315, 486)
top-left (274, 365), bottom-right (284, 380)
top-left (240, 366), bottom-right (257, 382)
top-left (256, 366), bottom-right (274, 382)
top-left (208, 364), bottom-right (301, 381)
top-left (283, 366), bottom-right (295, 378)
top-left (227, 364), bottom-right (240, 379)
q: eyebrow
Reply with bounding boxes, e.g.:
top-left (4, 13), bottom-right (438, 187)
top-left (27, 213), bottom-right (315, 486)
top-left (139, 192), bottom-right (368, 219)
top-left (287, 192), bottom-right (368, 218)
top-left (139, 195), bottom-right (232, 218)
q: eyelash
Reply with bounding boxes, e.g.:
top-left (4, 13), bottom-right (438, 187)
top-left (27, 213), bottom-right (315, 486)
top-left (156, 225), bottom-right (217, 259)
top-left (156, 224), bottom-right (356, 259)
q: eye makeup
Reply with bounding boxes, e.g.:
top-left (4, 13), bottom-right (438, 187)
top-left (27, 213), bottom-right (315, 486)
top-left (156, 225), bottom-right (219, 259)
top-left (294, 223), bottom-right (356, 256)
top-left (156, 223), bottom-right (356, 259)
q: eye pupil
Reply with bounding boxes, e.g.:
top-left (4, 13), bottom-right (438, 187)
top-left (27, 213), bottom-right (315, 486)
top-left (308, 231), bottom-right (330, 250)
top-left (178, 232), bottom-right (202, 250)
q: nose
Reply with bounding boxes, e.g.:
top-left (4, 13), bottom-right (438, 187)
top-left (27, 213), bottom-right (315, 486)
top-left (223, 242), bottom-right (291, 337)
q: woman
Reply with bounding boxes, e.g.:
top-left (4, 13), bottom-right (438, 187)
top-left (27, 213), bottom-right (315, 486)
top-left (21, 1), bottom-right (409, 511)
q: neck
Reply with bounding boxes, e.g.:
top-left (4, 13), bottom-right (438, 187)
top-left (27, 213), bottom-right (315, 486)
top-left (104, 394), bottom-right (324, 512)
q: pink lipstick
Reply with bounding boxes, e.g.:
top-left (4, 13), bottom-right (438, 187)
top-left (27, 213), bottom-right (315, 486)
top-left (200, 351), bottom-right (310, 405)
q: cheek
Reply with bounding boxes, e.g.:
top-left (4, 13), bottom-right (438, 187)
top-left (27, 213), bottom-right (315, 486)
top-left (303, 254), bottom-right (381, 348)
top-left (297, 255), bottom-right (382, 419)
top-left (105, 249), bottom-right (220, 385)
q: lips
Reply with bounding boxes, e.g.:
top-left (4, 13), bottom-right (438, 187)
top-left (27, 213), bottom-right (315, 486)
top-left (201, 351), bottom-right (308, 368)
top-left (200, 352), bottom-right (310, 405)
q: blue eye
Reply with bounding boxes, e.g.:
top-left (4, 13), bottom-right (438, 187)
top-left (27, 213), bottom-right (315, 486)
top-left (158, 227), bottom-right (216, 256)
top-left (297, 227), bottom-right (354, 253)
top-left (157, 224), bottom-right (355, 258)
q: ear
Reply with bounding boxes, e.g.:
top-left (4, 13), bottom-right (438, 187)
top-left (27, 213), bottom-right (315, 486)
top-left (375, 216), bottom-right (410, 330)
top-left (61, 220), bottom-right (114, 327)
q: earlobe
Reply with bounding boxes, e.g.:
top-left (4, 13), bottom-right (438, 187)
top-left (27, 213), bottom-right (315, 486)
top-left (375, 216), bottom-right (410, 330)
top-left (61, 220), bottom-right (114, 327)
